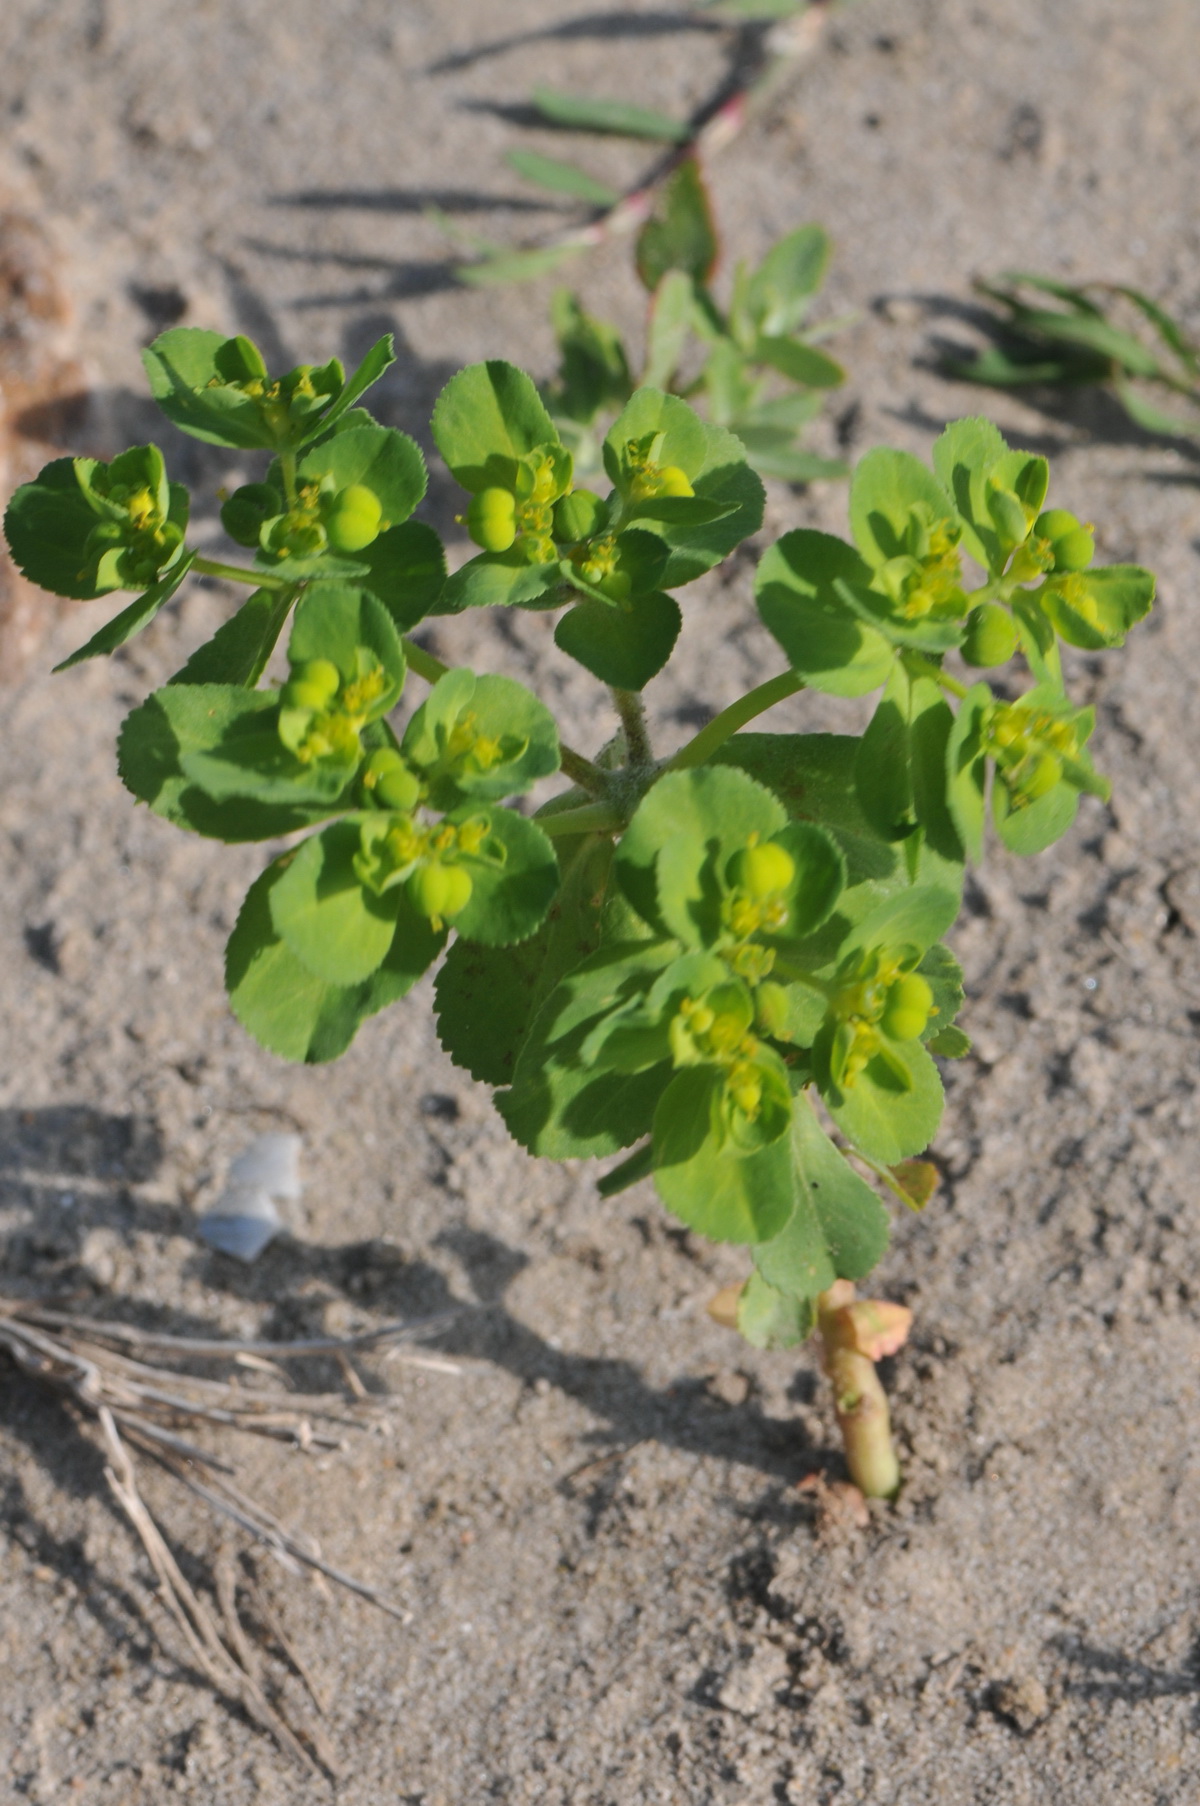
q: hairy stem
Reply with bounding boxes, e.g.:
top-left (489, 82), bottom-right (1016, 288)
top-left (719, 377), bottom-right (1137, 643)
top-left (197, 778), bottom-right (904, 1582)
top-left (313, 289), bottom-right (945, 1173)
top-left (665, 670), bottom-right (804, 772)
top-left (816, 1281), bottom-right (903, 1500)
top-left (611, 688), bottom-right (654, 767)
top-left (559, 745), bottom-right (612, 797)
top-left (193, 556), bottom-right (288, 591)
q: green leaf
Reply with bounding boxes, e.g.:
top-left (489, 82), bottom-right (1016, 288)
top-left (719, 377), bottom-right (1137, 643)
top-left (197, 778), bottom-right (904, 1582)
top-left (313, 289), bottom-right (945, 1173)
top-left (546, 289), bottom-right (633, 426)
top-left (603, 388), bottom-right (764, 586)
top-left (1112, 286), bottom-right (1200, 376)
top-left (825, 1035), bottom-right (944, 1165)
top-left (226, 863), bottom-right (440, 1064)
top-left (53, 552), bottom-right (197, 670)
top-left (736, 1275), bottom-right (813, 1349)
top-left (930, 419), bottom-right (1047, 576)
top-left (304, 334), bottom-right (396, 440)
top-left (432, 360), bottom-right (562, 493)
top-left (596, 1141), bottom-right (655, 1199)
top-left (755, 529), bottom-right (895, 696)
top-left (143, 329), bottom-right (263, 448)
top-left (1040, 564), bottom-right (1156, 651)
top-left (635, 159), bottom-right (718, 293)
top-left (437, 550), bottom-right (560, 615)
top-left (651, 1069), bottom-right (794, 1244)
top-left (1113, 380), bottom-right (1200, 440)
top-left (753, 336), bottom-right (845, 388)
top-left (457, 244), bottom-right (588, 288)
top-left (500, 940), bottom-right (678, 1157)
top-left (927, 1024), bottom-right (971, 1059)
top-left (4, 458), bottom-right (116, 601)
top-left (554, 590), bottom-right (681, 690)
top-left (402, 669), bottom-right (560, 805)
top-left (169, 586), bottom-right (291, 688)
top-left (287, 581), bottom-right (406, 701)
top-left (531, 87), bottom-right (688, 142)
top-left (992, 773), bottom-right (1080, 856)
top-left (854, 666), bottom-right (963, 864)
top-left (848, 448), bottom-right (958, 569)
top-left (297, 422), bottom-right (426, 527)
top-left (854, 661), bottom-right (915, 842)
top-left (504, 148), bottom-right (619, 206)
top-left (270, 821), bottom-right (403, 984)
top-left (917, 943), bottom-right (965, 1046)
top-left (712, 732), bottom-right (904, 890)
top-left (449, 804), bottom-right (559, 947)
top-left (744, 225), bottom-right (831, 337)
top-left (358, 521), bottom-right (447, 631)
top-left (945, 681), bottom-right (992, 862)
top-left (616, 765), bottom-right (785, 942)
top-left (644, 270), bottom-right (695, 391)
top-left (117, 685), bottom-right (352, 840)
top-left (435, 834), bottom-right (614, 1085)
top-left (752, 1090), bottom-right (890, 1296)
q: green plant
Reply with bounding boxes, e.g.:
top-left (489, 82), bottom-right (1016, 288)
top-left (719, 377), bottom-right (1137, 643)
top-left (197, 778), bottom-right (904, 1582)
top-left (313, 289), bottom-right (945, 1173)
top-left (4, 330), bottom-right (1154, 1496)
top-left (951, 271), bottom-right (1200, 441)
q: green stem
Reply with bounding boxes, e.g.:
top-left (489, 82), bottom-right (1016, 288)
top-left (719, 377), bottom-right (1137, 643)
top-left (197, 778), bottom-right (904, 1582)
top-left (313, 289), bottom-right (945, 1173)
top-left (611, 688), bottom-right (654, 767)
top-left (538, 801), bottom-right (623, 839)
top-left (665, 670), bottom-right (805, 772)
top-left (559, 746), bottom-right (612, 797)
top-left (193, 555), bottom-right (288, 591)
top-left (902, 652), bottom-right (969, 700)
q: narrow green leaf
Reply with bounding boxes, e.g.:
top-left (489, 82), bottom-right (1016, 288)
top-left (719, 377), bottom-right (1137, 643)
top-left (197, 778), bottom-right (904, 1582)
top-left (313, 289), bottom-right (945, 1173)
top-left (753, 336), bottom-right (844, 388)
top-left (169, 587), bottom-right (291, 688)
top-left (457, 244), bottom-right (588, 288)
top-left (532, 87), bottom-right (688, 142)
top-left (745, 224), bottom-right (831, 336)
top-left (504, 148), bottom-right (619, 206)
top-left (303, 334), bottom-right (395, 441)
top-left (53, 552), bottom-right (197, 671)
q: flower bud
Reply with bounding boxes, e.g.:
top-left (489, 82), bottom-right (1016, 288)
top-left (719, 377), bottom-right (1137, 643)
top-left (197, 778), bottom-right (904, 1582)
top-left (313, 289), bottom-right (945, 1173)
top-left (961, 601), bottom-right (1018, 668)
top-left (553, 489), bottom-right (608, 544)
top-left (325, 484), bottom-right (383, 554)
top-left (467, 487), bottom-right (517, 553)
top-left (283, 657), bottom-right (340, 713)
top-left (220, 482), bottom-right (280, 549)
top-left (1013, 750), bottom-right (1062, 803)
top-left (987, 483), bottom-right (1031, 551)
top-left (656, 465), bottom-right (694, 497)
top-left (728, 840), bottom-right (796, 900)
top-left (362, 748), bottom-right (421, 812)
top-left (1034, 508), bottom-right (1094, 572)
top-left (408, 860), bottom-right (473, 926)
top-left (880, 973), bottom-right (933, 1043)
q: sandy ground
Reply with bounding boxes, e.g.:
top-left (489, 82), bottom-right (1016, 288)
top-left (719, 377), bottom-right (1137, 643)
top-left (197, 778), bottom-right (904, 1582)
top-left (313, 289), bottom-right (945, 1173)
top-left (2, 1), bottom-right (1200, 1800)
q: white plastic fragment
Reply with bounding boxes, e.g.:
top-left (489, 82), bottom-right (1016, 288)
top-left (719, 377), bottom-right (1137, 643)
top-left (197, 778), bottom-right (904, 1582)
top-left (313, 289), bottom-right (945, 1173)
top-left (196, 1132), bottom-right (302, 1262)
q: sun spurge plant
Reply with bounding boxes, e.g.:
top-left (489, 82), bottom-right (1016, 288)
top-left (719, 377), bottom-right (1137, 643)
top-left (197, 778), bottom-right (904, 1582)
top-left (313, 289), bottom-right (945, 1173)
top-left (4, 333), bottom-right (1153, 1495)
